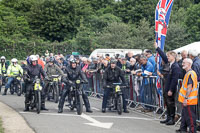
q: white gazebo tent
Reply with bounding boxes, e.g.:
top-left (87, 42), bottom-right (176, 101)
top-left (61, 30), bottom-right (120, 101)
top-left (173, 42), bottom-right (200, 54)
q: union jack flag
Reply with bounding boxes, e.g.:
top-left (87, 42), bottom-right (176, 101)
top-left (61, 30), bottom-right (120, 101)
top-left (155, 0), bottom-right (174, 106)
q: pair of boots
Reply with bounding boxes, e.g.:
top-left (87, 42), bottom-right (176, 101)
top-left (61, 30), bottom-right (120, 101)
top-left (58, 107), bottom-right (93, 113)
top-left (24, 103), bottom-right (48, 111)
top-left (160, 115), bottom-right (175, 125)
top-left (2, 88), bottom-right (8, 95)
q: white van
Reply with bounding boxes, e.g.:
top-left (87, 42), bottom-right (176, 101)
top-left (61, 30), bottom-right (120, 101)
top-left (89, 49), bottom-right (142, 58)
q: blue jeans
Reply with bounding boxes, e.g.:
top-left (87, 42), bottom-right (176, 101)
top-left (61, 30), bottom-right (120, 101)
top-left (5, 77), bottom-right (14, 89)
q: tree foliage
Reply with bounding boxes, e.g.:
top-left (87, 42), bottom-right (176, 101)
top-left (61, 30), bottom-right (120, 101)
top-left (0, 0), bottom-right (199, 59)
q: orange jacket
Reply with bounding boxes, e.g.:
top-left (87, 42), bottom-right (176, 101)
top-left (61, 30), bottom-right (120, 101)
top-left (38, 59), bottom-right (44, 69)
top-left (178, 70), bottom-right (198, 105)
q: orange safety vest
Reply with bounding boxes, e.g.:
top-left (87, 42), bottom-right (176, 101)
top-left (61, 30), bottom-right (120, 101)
top-left (178, 70), bottom-right (198, 105)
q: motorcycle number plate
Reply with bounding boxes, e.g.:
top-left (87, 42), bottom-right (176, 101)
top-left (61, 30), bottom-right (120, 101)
top-left (53, 78), bottom-right (58, 81)
top-left (115, 85), bottom-right (120, 92)
top-left (17, 77), bottom-right (21, 80)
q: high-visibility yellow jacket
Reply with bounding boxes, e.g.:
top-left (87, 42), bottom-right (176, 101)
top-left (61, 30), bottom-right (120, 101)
top-left (7, 64), bottom-right (23, 77)
top-left (0, 63), bottom-right (7, 75)
top-left (178, 70), bottom-right (198, 105)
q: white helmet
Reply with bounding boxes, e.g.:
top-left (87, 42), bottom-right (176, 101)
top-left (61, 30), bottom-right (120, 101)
top-left (29, 55), bottom-right (38, 62)
top-left (11, 58), bottom-right (18, 63)
top-left (1, 56), bottom-right (6, 60)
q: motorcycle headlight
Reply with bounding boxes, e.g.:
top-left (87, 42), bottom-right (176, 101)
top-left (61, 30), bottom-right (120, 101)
top-left (115, 85), bottom-right (120, 92)
top-left (76, 80), bottom-right (80, 84)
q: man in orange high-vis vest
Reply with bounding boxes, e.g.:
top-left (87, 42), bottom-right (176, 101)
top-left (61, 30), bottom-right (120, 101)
top-left (176, 58), bottom-right (198, 133)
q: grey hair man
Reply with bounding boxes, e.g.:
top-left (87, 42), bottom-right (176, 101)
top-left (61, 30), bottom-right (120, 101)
top-left (188, 50), bottom-right (200, 81)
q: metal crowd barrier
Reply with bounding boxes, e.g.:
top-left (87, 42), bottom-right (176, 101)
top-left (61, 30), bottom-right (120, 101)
top-left (86, 72), bottom-right (163, 115)
top-left (84, 72), bottom-right (200, 123)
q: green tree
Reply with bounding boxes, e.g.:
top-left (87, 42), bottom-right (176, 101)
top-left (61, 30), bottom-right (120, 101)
top-left (165, 22), bottom-right (191, 51)
top-left (131, 19), bottom-right (154, 50)
top-left (96, 22), bottom-right (134, 48)
top-left (0, 4), bottom-right (32, 58)
top-left (84, 0), bottom-right (115, 11)
top-left (114, 0), bottom-right (157, 25)
top-left (70, 26), bottom-right (96, 55)
top-left (28, 0), bottom-right (91, 42)
top-left (185, 3), bottom-right (200, 41)
top-left (83, 13), bottom-right (121, 33)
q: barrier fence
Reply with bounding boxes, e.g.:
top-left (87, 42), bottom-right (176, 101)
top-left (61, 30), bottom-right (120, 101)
top-left (86, 72), bottom-right (200, 124)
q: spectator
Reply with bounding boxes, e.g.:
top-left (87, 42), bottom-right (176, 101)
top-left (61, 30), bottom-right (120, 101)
top-left (176, 58), bottom-right (198, 133)
top-left (144, 49), bottom-right (156, 73)
top-left (178, 50), bottom-right (188, 79)
top-left (45, 50), bottom-right (49, 57)
top-left (80, 57), bottom-right (88, 72)
top-left (134, 54), bottom-right (142, 67)
top-left (115, 54), bottom-right (120, 60)
top-left (127, 51), bottom-right (134, 61)
top-left (129, 58), bottom-right (139, 75)
top-left (120, 57), bottom-right (131, 74)
top-left (137, 55), bottom-right (154, 112)
top-left (101, 60), bottom-right (109, 71)
top-left (116, 55), bottom-right (124, 68)
top-left (57, 58), bottom-right (67, 70)
top-left (188, 49), bottom-right (200, 81)
top-left (75, 57), bottom-right (81, 66)
top-left (36, 54), bottom-right (44, 69)
top-left (137, 55), bottom-right (153, 77)
top-left (49, 53), bottom-right (54, 58)
top-left (104, 54), bottom-right (111, 62)
top-left (154, 42), bottom-right (181, 125)
top-left (89, 57), bottom-right (99, 70)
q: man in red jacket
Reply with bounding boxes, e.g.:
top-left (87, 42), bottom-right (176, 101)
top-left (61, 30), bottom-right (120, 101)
top-left (36, 55), bottom-right (44, 69)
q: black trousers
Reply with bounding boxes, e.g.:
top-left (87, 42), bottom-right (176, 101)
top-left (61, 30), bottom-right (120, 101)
top-left (163, 91), bottom-right (176, 119)
top-left (58, 85), bottom-right (91, 110)
top-left (102, 87), bottom-right (128, 110)
top-left (25, 82), bottom-right (46, 106)
top-left (180, 105), bottom-right (196, 133)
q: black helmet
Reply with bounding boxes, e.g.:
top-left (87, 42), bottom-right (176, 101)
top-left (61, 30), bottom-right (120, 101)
top-left (110, 58), bottom-right (117, 64)
top-left (49, 57), bottom-right (55, 63)
top-left (69, 58), bottom-right (76, 64)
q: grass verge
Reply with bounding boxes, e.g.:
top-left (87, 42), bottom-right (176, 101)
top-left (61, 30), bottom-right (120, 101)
top-left (0, 117), bottom-right (4, 133)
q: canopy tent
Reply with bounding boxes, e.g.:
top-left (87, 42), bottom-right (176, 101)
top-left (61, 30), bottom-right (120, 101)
top-left (173, 42), bottom-right (200, 54)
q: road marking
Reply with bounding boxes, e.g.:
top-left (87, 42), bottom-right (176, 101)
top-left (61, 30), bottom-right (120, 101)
top-left (81, 113), bottom-right (113, 129)
top-left (19, 111), bottom-right (159, 121)
top-left (91, 115), bottom-right (160, 121)
top-left (91, 107), bottom-right (100, 111)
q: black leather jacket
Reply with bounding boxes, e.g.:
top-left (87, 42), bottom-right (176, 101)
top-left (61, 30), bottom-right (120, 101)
top-left (25, 64), bottom-right (46, 82)
top-left (103, 66), bottom-right (126, 87)
top-left (62, 66), bottom-right (87, 84)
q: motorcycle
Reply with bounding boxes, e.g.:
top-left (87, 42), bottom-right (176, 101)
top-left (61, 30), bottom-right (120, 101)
top-left (46, 75), bottom-right (60, 103)
top-left (30, 76), bottom-right (42, 114)
top-left (0, 73), bottom-right (7, 93)
top-left (68, 80), bottom-right (85, 115)
top-left (107, 83), bottom-right (126, 115)
top-left (10, 75), bottom-right (23, 96)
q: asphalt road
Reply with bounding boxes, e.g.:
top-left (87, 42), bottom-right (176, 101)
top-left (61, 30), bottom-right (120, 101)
top-left (0, 90), bottom-right (178, 133)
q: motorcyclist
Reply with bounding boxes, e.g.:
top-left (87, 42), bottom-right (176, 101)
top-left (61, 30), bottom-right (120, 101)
top-left (0, 56), bottom-right (8, 93)
top-left (58, 58), bottom-right (93, 113)
top-left (44, 57), bottom-right (64, 98)
top-left (24, 55), bottom-right (48, 111)
top-left (3, 58), bottom-right (23, 95)
top-left (102, 59), bottom-right (129, 113)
